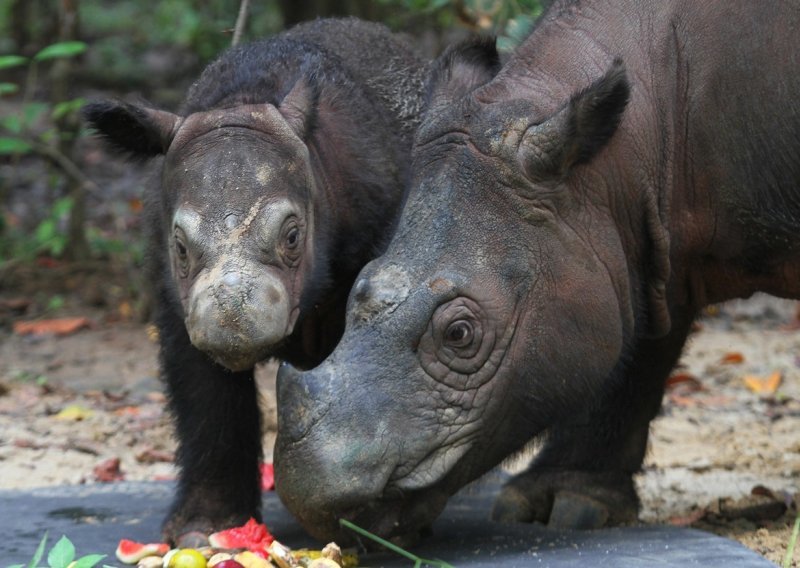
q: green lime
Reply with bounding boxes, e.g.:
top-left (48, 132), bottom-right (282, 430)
top-left (168, 549), bottom-right (208, 568)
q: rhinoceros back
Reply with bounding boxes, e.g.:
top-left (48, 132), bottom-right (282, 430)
top-left (180, 18), bottom-right (426, 144)
top-left (287, 17), bottom-right (428, 141)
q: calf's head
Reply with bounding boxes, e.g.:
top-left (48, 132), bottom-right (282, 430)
top-left (274, 40), bottom-right (666, 543)
top-left (84, 82), bottom-right (321, 371)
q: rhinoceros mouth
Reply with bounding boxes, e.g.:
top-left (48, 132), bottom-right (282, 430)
top-left (335, 486), bottom-right (451, 546)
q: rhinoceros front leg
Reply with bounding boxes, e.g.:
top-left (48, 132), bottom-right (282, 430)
top-left (157, 296), bottom-right (264, 547)
top-left (492, 316), bottom-right (693, 529)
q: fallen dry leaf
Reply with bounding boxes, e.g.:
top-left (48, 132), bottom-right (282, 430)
top-left (0, 297), bottom-right (32, 313)
top-left (13, 317), bottom-right (92, 337)
top-left (54, 404), bottom-right (94, 421)
top-left (668, 394), bottom-right (735, 408)
top-left (136, 448), bottom-right (174, 464)
top-left (742, 371), bottom-right (782, 394)
top-left (93, 457), bottom-right (125, 482)
top-left (146, 324), bottom-right (159, 342)
top-left (665, 372), bottom-right (703, 390)
top-left (113, 405), bottom-right (141, 417)
top-left (668, 507), bottom-right (708, 526)
top-left (720, 352), bottom-right (745, 364)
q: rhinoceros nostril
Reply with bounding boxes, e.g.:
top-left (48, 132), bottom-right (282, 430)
top-left (353, 277), bottom-right (370, 301)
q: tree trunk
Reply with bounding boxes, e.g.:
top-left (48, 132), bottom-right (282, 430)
top-left (53, 0), bottom-right (89, 261)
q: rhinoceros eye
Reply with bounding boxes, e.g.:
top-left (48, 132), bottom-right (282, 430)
top-left (174, 231), bottom-right (190, 277)
top-left (279, 216), bottom-right (303, 266)
top-left (416, 297), bottom-right (499, 390)
top-left (444, 320), bottom-right (473, 347)
top-left (286, 226), bottom-right (300, 248)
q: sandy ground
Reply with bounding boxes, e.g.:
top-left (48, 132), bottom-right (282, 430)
top-left (0, 294), bottom-right (798, 566)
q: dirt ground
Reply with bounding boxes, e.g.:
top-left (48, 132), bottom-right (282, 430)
top-left (0, 285), bottom-right (798, 566)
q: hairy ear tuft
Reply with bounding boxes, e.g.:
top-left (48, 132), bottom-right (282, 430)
top-left (82, 100), bottom-right (181, 160)
top-left (426, 36), bottom-right (501, 109)
top-left (564, 58), bottom-right (630, 167)
top-left (278, 77), bottom-right (320, 139)
top-left (520, 58), bottom-right (630, 181)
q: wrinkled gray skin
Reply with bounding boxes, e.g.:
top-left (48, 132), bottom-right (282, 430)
top-left (275, 0), bottom-right (800, 544)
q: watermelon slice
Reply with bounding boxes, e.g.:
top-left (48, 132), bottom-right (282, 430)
top-left (115, 539), bottom-right (170, 564)
top-left (208, 518), bottom-right (274, 555)
top-left (260, 463), bottom-right (274, 491)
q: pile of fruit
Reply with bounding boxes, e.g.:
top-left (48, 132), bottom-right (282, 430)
top-left (115, 519), bottom-right (357, 568)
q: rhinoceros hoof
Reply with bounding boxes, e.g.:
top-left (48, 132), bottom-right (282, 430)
top-left (174, 530), bottom-right (210, 549)
top-left (490, 470), bottom-right (639, 529)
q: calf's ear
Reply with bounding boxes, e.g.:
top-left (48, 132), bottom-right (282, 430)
top-left (278, 77), bottom-right (319, 140)
top-left (519, 58), bottom-right (630, 181)
top-left (82, 101), bottom-right (181, 159)
top-left (426, 36), bottom-right (501, 111)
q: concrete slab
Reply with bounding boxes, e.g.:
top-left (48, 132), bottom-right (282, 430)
top-left (0, 480), bottom-right (774, 567)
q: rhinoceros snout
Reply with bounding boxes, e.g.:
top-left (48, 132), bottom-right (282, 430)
top-left (275, 362), bottom-right (334, 443)
top-left (185, 269), bottom-right (293, 371)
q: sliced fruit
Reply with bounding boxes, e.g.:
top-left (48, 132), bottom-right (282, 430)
top-left (208, 518), bottom-right (274, 554)
top-left (115, 540), bottom-right (170, 564)
top-left (233, 551), bottom-right (270, 568)
top-left (209, 559), bottom-right (244, 568)
top-left (260, 463), bottom-right (274, 491)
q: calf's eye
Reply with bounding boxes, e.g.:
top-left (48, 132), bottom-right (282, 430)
top-left (286, 226), bottom-right (300, 248)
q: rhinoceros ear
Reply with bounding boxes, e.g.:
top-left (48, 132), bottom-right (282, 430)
top-left (519, 58), bottom-right (630, 181)
top-left (426, 36), bottom-right (501, 110)
top-left (82, 100), bottom-right (181, 159)
top-left (278, 77), bottom-right (319, 140)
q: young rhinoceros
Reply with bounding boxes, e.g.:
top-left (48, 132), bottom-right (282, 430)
top-left (273, 0), bottom-right (800, 545)
top-left (83, 18), bottom-right (426, 545)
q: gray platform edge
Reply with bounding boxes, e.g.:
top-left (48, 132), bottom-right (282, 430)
top-left (0, 481), bottom-right (776, 568)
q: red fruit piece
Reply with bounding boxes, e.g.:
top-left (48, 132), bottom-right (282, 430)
top-left (208, 518), bottom-right (274, 554)
top-left (260, 463), bottom-right (274, 491)
top-left (115, 539), bottom-right (170, 564)
top-left (213, 561), bottom-right (245, 568)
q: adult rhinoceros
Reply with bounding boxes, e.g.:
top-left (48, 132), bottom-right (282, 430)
top-left (275, 0), bottom-right (800, 544)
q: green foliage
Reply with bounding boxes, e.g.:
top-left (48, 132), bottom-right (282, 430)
top-left (0, 41), bottom-right (88, 156)
top-left (5, 533), bottom-right (106, 568)
top-left (0, 197), bottom-right (72, 261)
top-left (33, 41), bottom-right (87, 61)
top-left (0, 55), bottom-right (28, 70)
top-left (380, 0), bottom-right (544, 51)
top-left (340, 519), bottom-right (454, 568)
top-left (785, 511), bottom-right (800, 568)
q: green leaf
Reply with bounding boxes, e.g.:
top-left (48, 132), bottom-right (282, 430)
top-left (339, 519), bottom-right (455, 568)
top-left (0, 137), bottom-right (32, 154)
top-left (7, 564), bottom-right (25, 568)
top-left (33, 41), bottom-right (88, 62)
top-left (1, 114), bottom-right (23, 134)
top-left (52, 98), bottom-right (86, 121)
top-left (23, 102), bottom-right (49, 127)
top-left (35, 219), bottom-right (57, 243)
top-left (0, 55), bottom-right (28, 70)
top-left (71, 554), bottom-right (106, 568)
top-left (26, 533), bottom-right (48, 568)
top-left (784, 512), bottom-right (800, 568)
top-left (22, 103), bottom-right (50, 126)
top-left (52, 197), bottom-right (74, 218)
top-left (0, 82), bottom-right (19, 95)
top-left (48, 536), bottom-right (75, 568)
